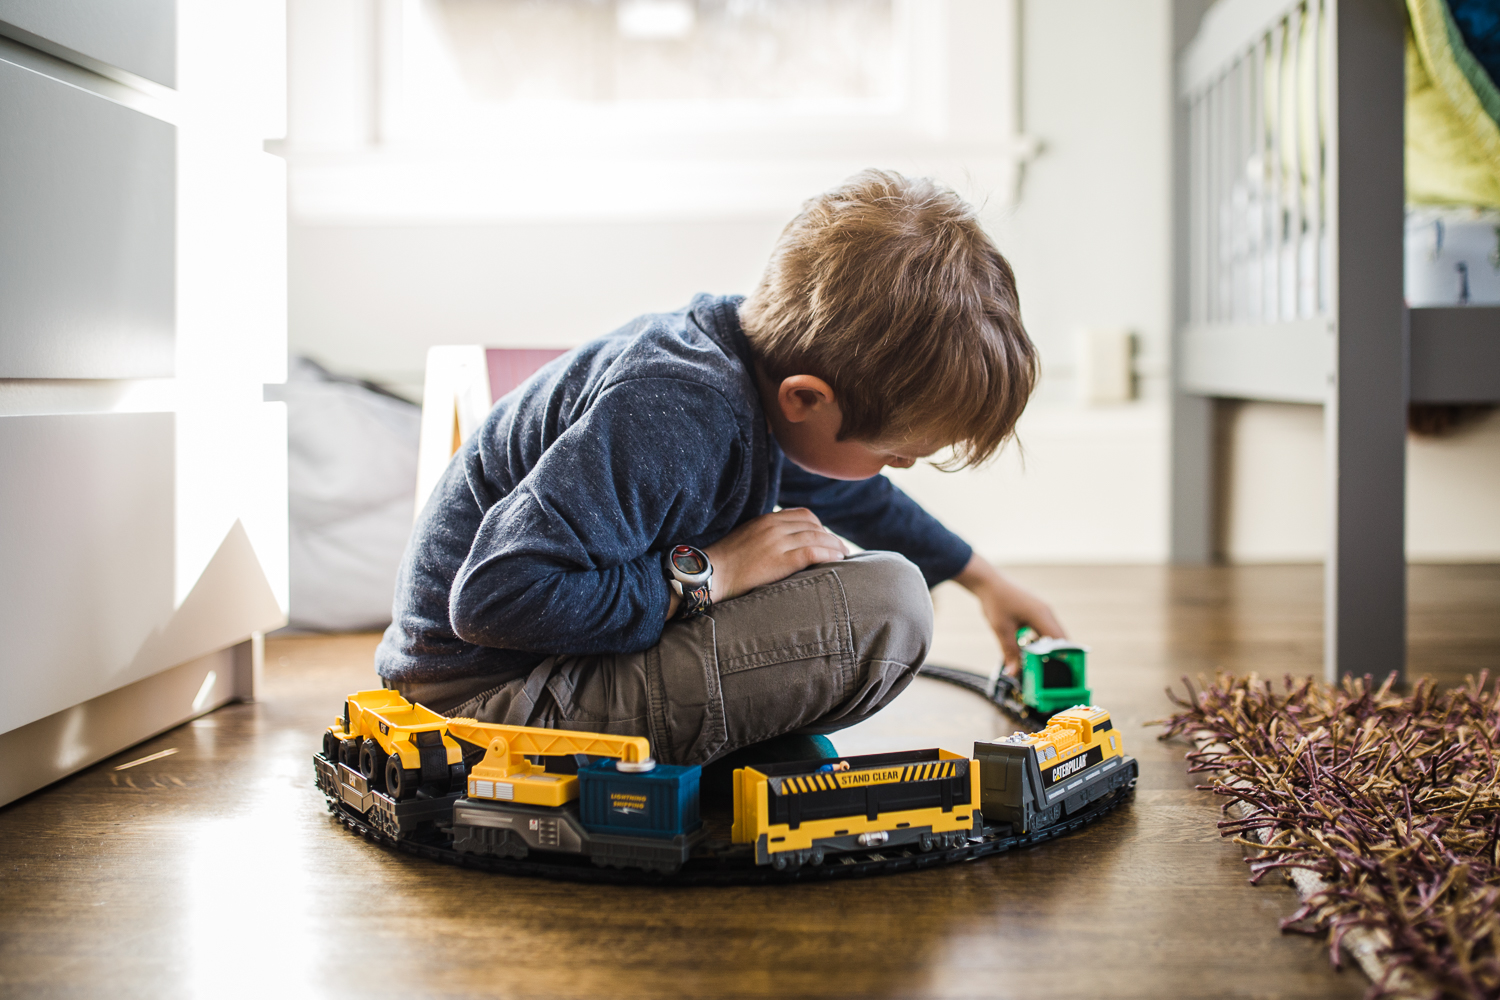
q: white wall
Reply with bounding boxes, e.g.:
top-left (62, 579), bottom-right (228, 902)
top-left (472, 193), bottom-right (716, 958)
top-left (289, 218), bottom-right (786, 394)
top-left (996, 0), bottom-right (1173, 404)
top-left (885, 0), bottom-right (1175, 565)
top-left (1219, 401), bottom-right (1500, 563)
top-left (888, 403), bottom-right (1169, 563)
top-left (286, 0), bottom-right (1178, 564)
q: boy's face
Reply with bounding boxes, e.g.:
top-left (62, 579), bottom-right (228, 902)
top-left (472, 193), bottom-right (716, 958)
top-left (764, 374), bottom-right (946, 481)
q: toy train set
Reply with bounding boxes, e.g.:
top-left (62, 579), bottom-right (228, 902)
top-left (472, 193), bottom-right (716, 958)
top-left (315, 642), bottom-right (1136, 884)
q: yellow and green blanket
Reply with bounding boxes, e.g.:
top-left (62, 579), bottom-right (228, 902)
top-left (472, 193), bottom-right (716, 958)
top-left (1408, 0), bottom-right (1500, 207)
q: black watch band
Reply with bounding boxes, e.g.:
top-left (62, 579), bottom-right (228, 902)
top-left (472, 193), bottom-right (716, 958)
top-left (674, 580), bottom-right (712, 619)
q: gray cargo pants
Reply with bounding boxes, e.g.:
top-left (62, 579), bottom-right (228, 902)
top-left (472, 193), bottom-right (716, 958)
top-left (391, 550), bottom-right (932, 766)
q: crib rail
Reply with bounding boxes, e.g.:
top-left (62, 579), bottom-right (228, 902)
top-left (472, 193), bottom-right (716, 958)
top-left (1186, 0), bottom-right (1328, 327)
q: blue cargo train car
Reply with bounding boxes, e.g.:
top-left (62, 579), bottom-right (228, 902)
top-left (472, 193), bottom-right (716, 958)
top-left (578, 759), bottom-right (701, 838)
top-left (578, 760), bottom-right (704, 873)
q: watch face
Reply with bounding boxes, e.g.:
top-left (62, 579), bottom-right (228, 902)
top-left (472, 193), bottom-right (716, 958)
top-left (671, 545), bottom-right (707, 576)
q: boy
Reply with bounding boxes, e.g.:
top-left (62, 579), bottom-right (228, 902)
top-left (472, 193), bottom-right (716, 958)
top-left (375, 170), bottom-right (1064, 766)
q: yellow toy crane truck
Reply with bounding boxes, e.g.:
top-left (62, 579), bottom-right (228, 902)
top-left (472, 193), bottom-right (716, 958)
top-left (444, 718), bottom-right (703, 873)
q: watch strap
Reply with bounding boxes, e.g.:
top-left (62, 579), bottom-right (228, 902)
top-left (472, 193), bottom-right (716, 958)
top-left (674, 579), bottom-right (712, 619)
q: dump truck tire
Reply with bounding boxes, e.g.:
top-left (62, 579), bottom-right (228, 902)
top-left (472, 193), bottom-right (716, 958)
top-left (386, 756), bottom-right (420, 801)
top-left (360, 741), bottom-right (388, 792)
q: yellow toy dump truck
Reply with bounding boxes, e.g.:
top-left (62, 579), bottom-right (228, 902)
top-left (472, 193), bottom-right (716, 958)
top-left (317, 689), bottom-right (469, 837)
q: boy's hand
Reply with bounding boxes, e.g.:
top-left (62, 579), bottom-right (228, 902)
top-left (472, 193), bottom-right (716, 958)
top-left (952, 553), bottom-right (1066, 676)
top-left (703, 508), bottom-right (848, 603)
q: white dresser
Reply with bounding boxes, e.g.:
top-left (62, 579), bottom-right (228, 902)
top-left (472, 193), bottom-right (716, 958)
top-left (0, 0), bottom-right (288, 804)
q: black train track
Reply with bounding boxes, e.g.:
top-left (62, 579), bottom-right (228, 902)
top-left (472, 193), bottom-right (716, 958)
top-left (323, 782), bottom-right (1135, 886)
top-left (917, 662), bottom-right (1052, 727)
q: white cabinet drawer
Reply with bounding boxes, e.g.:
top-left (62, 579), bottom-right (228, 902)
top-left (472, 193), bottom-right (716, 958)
top-left (0, 0), bottom-right (175, 87)
top-left (0, 54), bottom-right (175, 378)
top-left (0, 412), bottom-right (176, 733)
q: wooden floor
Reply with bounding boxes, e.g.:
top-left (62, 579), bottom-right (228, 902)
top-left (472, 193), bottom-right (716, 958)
top-left (4, 565), bottom-right (1497, 999)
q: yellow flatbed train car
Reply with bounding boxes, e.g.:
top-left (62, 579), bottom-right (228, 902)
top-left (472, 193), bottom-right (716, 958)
top-left (732, 748), bottom-right (982, 869)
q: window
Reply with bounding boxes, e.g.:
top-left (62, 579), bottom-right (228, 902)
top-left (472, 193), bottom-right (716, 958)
top-left (286, 0), bottom-right (1020, 222)
top-left (403, 0), bottom-right (902, 114)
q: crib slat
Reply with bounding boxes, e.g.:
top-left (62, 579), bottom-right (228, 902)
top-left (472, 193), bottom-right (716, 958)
top-left (1193, 93), bottom-right (1207, 324)
top-left (1289, 4), bottom-right (1307, 318)
top-left (1312, 0), bottom-right (1329, 314)
top-left (1252, 32), bottom-right (1266, 321)
top-left (1208, 76), bottom-right (1221, 321)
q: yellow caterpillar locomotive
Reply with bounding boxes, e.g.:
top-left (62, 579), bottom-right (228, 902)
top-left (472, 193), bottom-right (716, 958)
top-left (973, 705), bottom-right (1136, 835)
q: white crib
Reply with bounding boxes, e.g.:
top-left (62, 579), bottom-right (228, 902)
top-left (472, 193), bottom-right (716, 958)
top-left (1173, 0), bottom-right (1500, 683)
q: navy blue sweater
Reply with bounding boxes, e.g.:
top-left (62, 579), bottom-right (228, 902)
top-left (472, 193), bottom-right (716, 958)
top-left (375, 294), bottom-right (973, 683)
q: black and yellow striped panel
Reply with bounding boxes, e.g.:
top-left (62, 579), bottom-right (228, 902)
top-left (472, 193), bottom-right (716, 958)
top-left (894, 761), bottom-right (956, 783)
top-left (773, 759), bottom-right (961, 795)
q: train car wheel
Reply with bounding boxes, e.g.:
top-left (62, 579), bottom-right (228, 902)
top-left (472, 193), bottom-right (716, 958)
top-left (456, 826), bottom-right (527, 859)
top-left (771, 853), bottom-right (792, 871)
top-left (808, 848), bottom-right (825, 867)
top-left (385, 757), bottom-right (420, 800)
top-left (359, 741), bottom-right (388, 791)
top-left (917, 833), bottom-right (935, 852)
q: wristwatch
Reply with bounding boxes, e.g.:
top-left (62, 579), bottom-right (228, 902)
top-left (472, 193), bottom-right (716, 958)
top-left (665, 544), bottom-right (713, 619)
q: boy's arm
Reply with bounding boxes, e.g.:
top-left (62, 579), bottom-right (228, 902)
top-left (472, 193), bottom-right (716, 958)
top-left (448, 379), bottom-right (741, 655)
top-left (951, 552), bottom-right (1067, 673)
top-left (776, 461), bottom-right (971, 586)
top-left (777, 461), bottom-right (1065, 671)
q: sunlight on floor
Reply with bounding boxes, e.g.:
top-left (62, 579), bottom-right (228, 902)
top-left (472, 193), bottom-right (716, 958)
top-left (182, 731), bottom-right (318, 1000)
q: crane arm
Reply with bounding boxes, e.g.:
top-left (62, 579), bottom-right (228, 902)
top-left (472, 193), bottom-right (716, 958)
top-left (446, 719), bottom-right (653, 779)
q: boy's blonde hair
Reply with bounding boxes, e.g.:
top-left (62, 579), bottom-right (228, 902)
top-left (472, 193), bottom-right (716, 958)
top-left (740, 169), bottom-right (1036, 469)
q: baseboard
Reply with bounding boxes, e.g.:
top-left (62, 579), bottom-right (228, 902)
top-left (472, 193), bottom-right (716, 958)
top-left (0, 634), bottom-right (262, 807)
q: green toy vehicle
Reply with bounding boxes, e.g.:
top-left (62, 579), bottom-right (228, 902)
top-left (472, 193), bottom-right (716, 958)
top-left (1015, 637), bottom-right (1091, 719)
top-left (919, 631), bottom-right (1092, 727)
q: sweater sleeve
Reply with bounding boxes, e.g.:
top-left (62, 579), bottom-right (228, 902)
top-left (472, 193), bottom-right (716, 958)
top-left (776, 459), bottom-right (973, 587)
top-left (449, 378), bottom-right (743, 654)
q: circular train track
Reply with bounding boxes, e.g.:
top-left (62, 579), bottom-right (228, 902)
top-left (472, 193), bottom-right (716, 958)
top-left (322, 785), bottom-right (1128, 887)
top-left (324, 783), bottom-right (1134, 886)
top-left (320, 664), bottom-right (1134, 885)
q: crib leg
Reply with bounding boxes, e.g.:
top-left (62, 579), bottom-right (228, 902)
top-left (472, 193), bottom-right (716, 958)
top-left (1325, 0), bottom-right (1407, 686)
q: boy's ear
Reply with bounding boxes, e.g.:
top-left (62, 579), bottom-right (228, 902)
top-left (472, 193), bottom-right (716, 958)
top-left (776, 375), bottom-right (837, 424)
